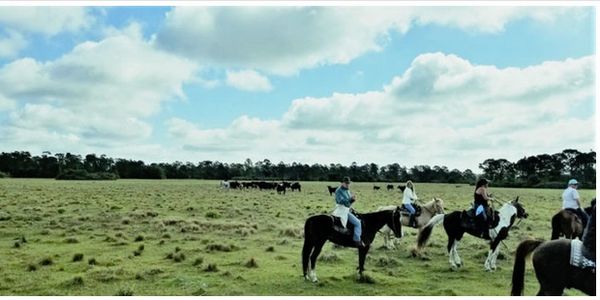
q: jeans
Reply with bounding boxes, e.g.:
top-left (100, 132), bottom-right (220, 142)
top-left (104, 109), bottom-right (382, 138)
top-left (347, 212), bottom-right (362, 242)
top-left (475, 204), bottom-right (487, 221)
top-left (403, 203), bottom-right (416, 215)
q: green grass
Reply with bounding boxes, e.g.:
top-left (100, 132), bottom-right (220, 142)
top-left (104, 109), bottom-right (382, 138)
top-left (0, 178), bottom-right (593, 295)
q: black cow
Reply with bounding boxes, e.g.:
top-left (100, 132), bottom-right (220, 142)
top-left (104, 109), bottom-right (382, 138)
top-left (327, 185), bottom-right (337, 196)
top-left (258, 182), bottom-right (277, 190)
top-left (373, 186), bottom-right (381, 190)
top-left (398, 185), bottom-right (406, 192)
top-left (229, 181), bottom-right (241, 189)
top-left (291, 182), bottom-right (301, 192)
top-left (386, 184), bottom-right (394, 191)
top-left (276, 183), bottom-right (286, 195)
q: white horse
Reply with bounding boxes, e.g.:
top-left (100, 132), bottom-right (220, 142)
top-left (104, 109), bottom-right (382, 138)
top-left (420, 197), bottom-right (528, 271)
top-left (378, 198), bottom-right (445, 256)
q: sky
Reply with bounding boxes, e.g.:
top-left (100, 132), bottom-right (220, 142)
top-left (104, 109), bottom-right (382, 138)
top-left (0, 5), bottom-right (595, 171)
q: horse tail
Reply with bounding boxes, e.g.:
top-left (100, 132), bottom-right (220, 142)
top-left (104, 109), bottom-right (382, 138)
top-left (302, 218), bottom-right (313, 276)
top-left (511, 239), bottom-right (544, 296)
top-left (551, 212), bottom-right (561, 240)
top-left (417, 214), bottom-right (445, 248)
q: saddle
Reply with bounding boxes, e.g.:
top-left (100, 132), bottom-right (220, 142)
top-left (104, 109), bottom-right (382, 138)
top-left (564, 208), bottom-right (584, 223)
top-left (400, 204), bottom-right (422, 217)
top-left (461, 208), bottom-right (500, 232)
top-left (331, 215), bottom-right (363, 236)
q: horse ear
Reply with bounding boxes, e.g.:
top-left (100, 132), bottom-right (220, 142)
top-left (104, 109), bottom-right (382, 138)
top-left (515, 196), bottom-right (519, 203)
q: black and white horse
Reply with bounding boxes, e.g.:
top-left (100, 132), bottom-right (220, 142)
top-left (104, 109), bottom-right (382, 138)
top-left (302, 208), bottom-right (403, 282)
top-left (422, 197), bottom-right (528, 271)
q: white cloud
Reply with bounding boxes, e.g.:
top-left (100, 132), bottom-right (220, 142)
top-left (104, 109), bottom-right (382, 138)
top-left (166, 53), bottom-right (594, 170)
top-left (154, 7), bottom-right (587, 75)
top-left (226, 69), bottom-right (272, 92)
top-left (0, 7), bottom-right (93, 36)
top-left (0, 30), bottom-right (27, 58)
top-left (0, 24), bottom-right (198, 151)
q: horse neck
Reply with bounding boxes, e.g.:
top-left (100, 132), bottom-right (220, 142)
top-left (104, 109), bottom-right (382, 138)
top-left (498, 203), bottom-right (517, 225)
top-left (421, 200), bottom-right (436, 216)
top-left (361, 210), bottom-right (392, 232)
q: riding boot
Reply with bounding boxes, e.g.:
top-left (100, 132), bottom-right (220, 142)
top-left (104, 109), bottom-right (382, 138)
top-left (409, 214), bottom-right (417, 228)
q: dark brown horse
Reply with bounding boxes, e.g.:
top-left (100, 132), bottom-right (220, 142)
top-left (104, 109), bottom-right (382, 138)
top-left (302, 208), bottom-right (403, 282)
top-left (551, 209), bottom-right (584, 240)
top-left (511, 239), bottom-right (595, 296)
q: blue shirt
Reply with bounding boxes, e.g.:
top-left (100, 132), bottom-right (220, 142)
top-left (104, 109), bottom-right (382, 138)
top-left (335, 186), bottom-right (352, 207)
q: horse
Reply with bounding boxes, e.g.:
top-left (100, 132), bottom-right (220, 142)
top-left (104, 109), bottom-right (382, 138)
top-left (511, 239), bottom-right (595, 295)
top-left (552, 199), bottom-right (595, 240)
top-left (377, 198), bottom-right (445, 256)
top-left (551, 209), bottom-right (584, 240)
top-left (421, 197), bottom-right (528, 271)
top-left (327, 185), bottom-right (337, 196)
top-left (302, 208), bottom-right (403, 282)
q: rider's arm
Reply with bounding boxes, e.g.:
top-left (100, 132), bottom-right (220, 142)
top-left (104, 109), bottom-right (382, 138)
top-left (335, 188), bottom-right (351, 207)
top-left (573, 189), bottom-right (581, 207)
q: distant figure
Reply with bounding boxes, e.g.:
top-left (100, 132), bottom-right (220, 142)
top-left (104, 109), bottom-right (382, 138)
top-left (327, 185), bottom-right (337, 196)
top-left (562, 179), bottom-right (588, 228)
top-left (373, 185), bottom-right (381, 190)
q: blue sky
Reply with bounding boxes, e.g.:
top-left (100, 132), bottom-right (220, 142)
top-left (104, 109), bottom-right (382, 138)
top-left (0, 6), bottom-right (595, 171)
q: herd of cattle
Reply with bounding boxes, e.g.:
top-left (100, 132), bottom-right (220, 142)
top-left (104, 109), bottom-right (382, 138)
top-left (220, 180), bottom-right (301, 194)
top-left (220, 180), bottom-right (406, 196)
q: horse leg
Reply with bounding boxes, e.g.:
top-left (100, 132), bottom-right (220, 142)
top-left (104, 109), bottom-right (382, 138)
top-left (447, 237), bottom-right (458, 270)
top-left (357, 245), bottom-right (370, 277)
top-left (302, 239), bottom-right (313, 280)
top-left (453, 240), bottom-right (462, 267)
top-left (412, 227), bottom-right (424, 257)
top-left (382, 226), bottom-right (394, 249)
top-left (308, 239), bottom-right (326, 282)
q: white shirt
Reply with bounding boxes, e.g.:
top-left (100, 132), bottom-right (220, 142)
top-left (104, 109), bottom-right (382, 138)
top-left (403, 187), bottom-right (418, 205)
top-left (562, 186), bottom-right (580, 209)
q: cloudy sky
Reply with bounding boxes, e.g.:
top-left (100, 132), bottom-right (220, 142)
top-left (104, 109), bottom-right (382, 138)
top-left (0, 6), bottom-right (595, 171)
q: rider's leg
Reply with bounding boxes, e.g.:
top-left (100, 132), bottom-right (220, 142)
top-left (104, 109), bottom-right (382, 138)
top-left (347, 213), bottom-right (362, 243)
top-left (405, 204), bottom-right (416, 227)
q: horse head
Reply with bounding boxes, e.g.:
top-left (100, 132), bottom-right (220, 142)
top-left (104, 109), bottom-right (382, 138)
top-left (511, 196), bottom-right (528, 219)
top-left (433, 197), bottom-right (445, 214)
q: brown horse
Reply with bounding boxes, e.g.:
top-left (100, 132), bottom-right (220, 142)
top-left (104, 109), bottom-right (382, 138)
top-left (551, 209), bottom-right (584, 240)
top-left (511, 239), bottom-right (595, 296)
top-left (378, 198), bottom-right (445, 256)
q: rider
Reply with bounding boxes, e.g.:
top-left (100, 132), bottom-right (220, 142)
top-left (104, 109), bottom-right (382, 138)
top-left (562, 179), bottom-right (588, 228)
top-left (474, 178), bottom-right (494, 230)
top-left (332, 176), bottom-right (365, 248)
top-left (402, 180), bottom-right (419, 227)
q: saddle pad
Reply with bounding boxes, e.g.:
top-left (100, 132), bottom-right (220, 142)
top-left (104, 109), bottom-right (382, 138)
top-left (570, 239), bottom-right (596, 269)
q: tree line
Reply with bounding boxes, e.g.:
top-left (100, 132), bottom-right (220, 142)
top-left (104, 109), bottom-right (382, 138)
top-left (0, 149), bottom-right (594, 188)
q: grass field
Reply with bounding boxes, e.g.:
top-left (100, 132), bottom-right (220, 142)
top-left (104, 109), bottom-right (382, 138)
top-left (0, 179), bottom-right (594, 295)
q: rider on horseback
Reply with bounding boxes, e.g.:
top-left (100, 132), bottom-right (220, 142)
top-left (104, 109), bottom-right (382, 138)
top-left (474, 178), bottom-right (494, 232)
top-left (402, 180), bottom-right (419, 227)
top-left (332, 176), bottom-right (365, 248)
top-left (562, 179), bottom-right (589, 228)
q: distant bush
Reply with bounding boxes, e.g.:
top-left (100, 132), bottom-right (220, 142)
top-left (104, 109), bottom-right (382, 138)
top-left (56, 169), bottom-right (118, 180)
